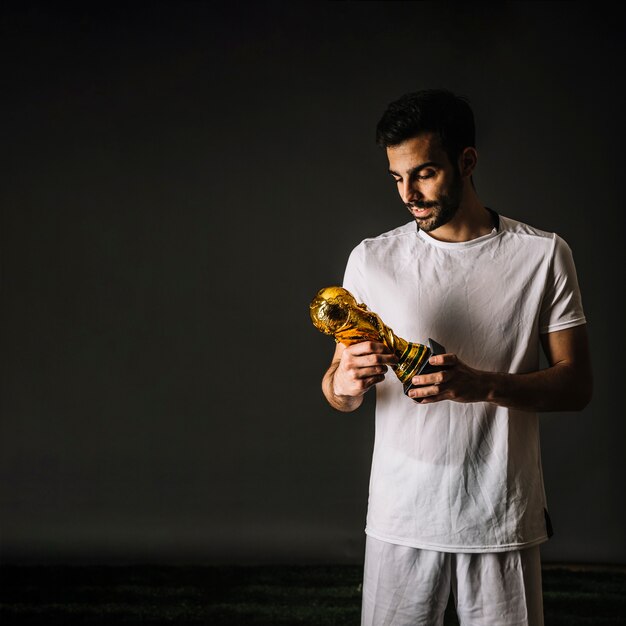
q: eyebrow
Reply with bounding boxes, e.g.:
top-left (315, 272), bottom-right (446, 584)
top-left (388, 161), bottom-right (440, 177)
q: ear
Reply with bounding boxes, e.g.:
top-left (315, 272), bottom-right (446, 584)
top-left (458, 147), bottom-right (478, 178)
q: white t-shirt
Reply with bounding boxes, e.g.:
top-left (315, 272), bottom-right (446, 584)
top-left (342, 213), bottom-right (586, 553)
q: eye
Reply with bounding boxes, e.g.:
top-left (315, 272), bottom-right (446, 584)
top-left (415, 170), bottom-right (435, 180)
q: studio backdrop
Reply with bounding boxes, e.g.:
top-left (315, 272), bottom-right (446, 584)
top-left (1, 1), bottom-right (624, 565)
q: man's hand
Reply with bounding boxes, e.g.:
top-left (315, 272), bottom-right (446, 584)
top-left (322, 341), bottom-right (398, 412)
top-left (407, 325), bottom-right (593, 411)
top-left (408, 353), bottom-right (487, 404)
top-left (333, 341), bottom-right (398, 397)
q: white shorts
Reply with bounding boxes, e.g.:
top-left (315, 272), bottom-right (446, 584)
top-left (361, 535), bottom-right (544, 626)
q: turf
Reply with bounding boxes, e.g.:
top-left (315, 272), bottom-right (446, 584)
top-left (1, 564), bottom-right (625, 625)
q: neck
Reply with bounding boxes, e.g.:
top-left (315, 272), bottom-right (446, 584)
top-left (426, 189), bottom-right (493, 243)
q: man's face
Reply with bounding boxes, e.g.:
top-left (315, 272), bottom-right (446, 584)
top-left (386, 132), bottom-right (463, 232)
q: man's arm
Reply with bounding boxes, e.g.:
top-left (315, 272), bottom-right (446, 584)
top-left (322, 341), bottom-right (398, 412)
top-left (408, 324), bottom-right (593, 412)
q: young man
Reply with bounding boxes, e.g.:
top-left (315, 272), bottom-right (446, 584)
top-left (321, 90), bottom-right (592, 626)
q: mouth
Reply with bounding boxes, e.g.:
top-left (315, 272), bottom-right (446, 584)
top-left (409, 206), bottom-right (433, 219)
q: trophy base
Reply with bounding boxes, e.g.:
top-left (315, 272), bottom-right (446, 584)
top-left (403, 338), bottom-right (447, 403)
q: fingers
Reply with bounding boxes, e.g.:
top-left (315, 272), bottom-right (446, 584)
top-left (363, 374), bottom-right (386, 387)
top-left (408, 384), bottom-right (446, 401)
top-left (417, 394), bottom-right (446, 404)
top-left (344, 342), bottom-right (398, 369)
top-left (408, 365), bottom-right (456, 402)
top-left (334, 341), bottom-right (397, 397)
top-left (411, 368), bottom-right (454, 387)
top-left (342, 363), bottom-right (389, 381)
top-left (333, 368), bottom-right (386, 397)
top-left (348, 341), bottom-right (388, 354)
top-left (347, 341), bottom-right (394, 356)
top-left (351, 355), bottom-right (397, 369)
top-left (428, 353), bottom-right (458, 367)
top-left (408, 352), bottom-right (475, 402)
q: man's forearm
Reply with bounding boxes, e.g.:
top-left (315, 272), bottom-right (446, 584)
top-left (483, 362), bottom-right (592, 412)
top-left (322, 361), bottom-right (365, 412)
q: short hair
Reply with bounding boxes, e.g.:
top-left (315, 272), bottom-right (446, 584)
top-left (375, 89), bottom-right (476, 165)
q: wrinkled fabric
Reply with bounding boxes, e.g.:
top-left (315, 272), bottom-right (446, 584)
top-left (343, 214), bottom-right (586, 552)
top-left (361, 535), bottom-right (543, 626)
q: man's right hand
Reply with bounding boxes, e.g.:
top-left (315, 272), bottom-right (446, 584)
top-left (322, 341), bottom-right (398, 411)
top-left (333, 341), bottom-right (398, 396)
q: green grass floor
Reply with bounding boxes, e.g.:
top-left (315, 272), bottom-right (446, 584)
top-left (1, 564), bottom-right (625, 625)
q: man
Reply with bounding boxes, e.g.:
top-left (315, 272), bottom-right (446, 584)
top-left (321, 89), bottom-right (592, 626)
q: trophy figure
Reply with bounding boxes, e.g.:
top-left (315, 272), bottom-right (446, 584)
top-left (310, 286), bottom-right (446, 400)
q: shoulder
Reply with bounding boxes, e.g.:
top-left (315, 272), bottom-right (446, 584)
top-left (498, 214), bottom-right (572, 255)
top-left (349, 221), bottom-right (417, 256)
top-left (499, 214), bottom-right (555, 241)
top-left (343, 222), bottom-right (416, 290)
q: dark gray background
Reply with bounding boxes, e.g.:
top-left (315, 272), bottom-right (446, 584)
top-left (1, 1), bottom-right (624, 565)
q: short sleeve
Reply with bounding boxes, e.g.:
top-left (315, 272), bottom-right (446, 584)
top-left (342, 242), bottom-right (370, 305)
top-left (538, 234), bottom-right (587, 334)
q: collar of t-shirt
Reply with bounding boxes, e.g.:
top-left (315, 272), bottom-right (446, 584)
top-left (416, 207), bottom-right (500, 249)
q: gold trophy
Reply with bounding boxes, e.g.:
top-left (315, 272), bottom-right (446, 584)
top-left (310, 286), bottom-right (446, 400)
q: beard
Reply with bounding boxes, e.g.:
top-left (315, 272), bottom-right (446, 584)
top-left (406, 168), bottom-right (463, 232)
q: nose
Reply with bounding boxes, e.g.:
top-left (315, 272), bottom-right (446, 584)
top-left (400, 180), bottom-right (419, 205)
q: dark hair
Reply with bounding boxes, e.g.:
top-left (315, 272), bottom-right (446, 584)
top-left (375, 89), bottom-right (475, 165)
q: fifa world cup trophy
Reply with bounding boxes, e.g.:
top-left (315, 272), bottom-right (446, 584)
top-left (310, 286), bottom-right (446, 400)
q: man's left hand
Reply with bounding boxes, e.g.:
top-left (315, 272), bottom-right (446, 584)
top-left (408, 353), bottom-right (488, 404)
